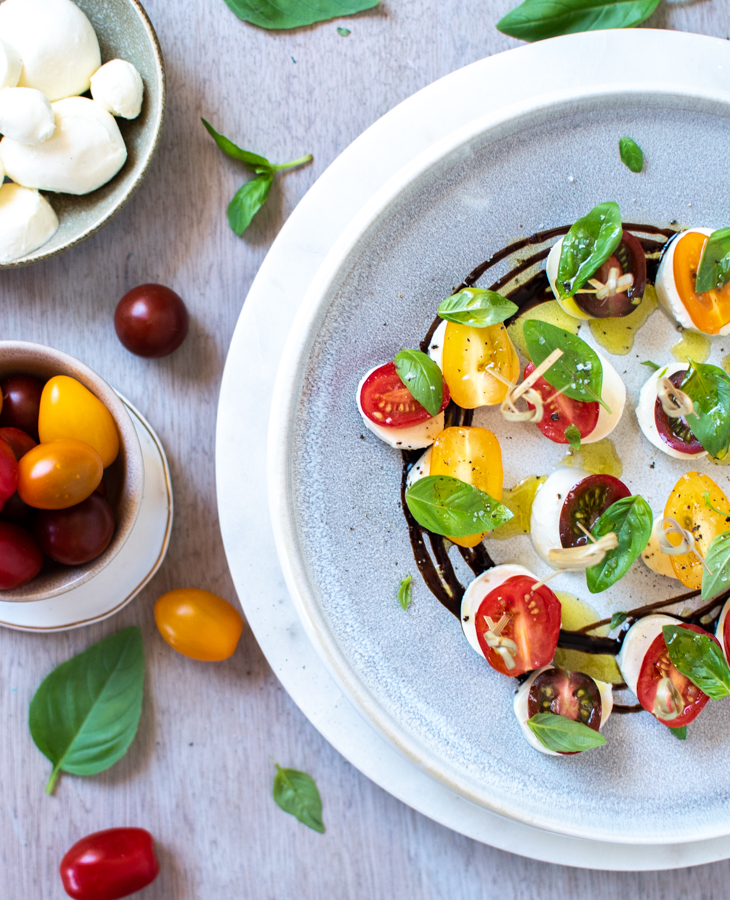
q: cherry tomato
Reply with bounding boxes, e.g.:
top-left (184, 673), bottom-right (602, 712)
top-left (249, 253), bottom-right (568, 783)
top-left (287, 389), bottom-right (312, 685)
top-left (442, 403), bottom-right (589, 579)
top-left (115, 284), bottom-right (189, 358)
top-left (154, 588), bottom-right (244, 661)
top-left (18, 439), bottom-right (103, 510)
top-left (673, 231), bottom-right (730, 334)
top-left (559, 474), bottom-right (631, 548)
top-left (573, 231), bottom-right (647, 318)
top-left (441, 321), bottom-right (520, 408)
top-left (636, 623), bottom-right (714, 727)
top-left (0, 521), bottom-right (42, 589)
top-left (527, 667), bottom-right (602, 753)
top-left (524, 361), bottom-right (599, 444)
top-left (39, 376), bottom-right (119, 468)
top-left (60, 827), bottom-right (159, 900)
top-left (0, 426), bottom-right (36, 460)
top-left (0, 436), bottom-right (18, 505)
top-left (474, 574), bottom-right (562, 676)
top-left (0, 373), bottom-right (44, 439)
top-left (360, 361), bottom-right (449, 428)
top-left (653, 371), bottom-right (704, 455)
top-left (0, 491), bottom-right (35, 527)
top-left (35, 494), bottom-right (115, 565)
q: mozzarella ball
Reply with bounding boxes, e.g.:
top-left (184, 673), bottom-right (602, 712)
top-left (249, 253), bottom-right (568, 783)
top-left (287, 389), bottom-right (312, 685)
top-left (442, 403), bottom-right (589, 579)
top-left (635, 362), bottom-right (707, 460)
top-left (616, 614), bottom-right (679, 697)
top-left (546, 237), bottom-right (595, 320)
top-left (641, 515), bottom-right (679, 579)
top-left (0, 97), bottom-right (127, 194)
top-left (427, 319), bottom-right (447, 370)
top-left (91, 59), bottom-right (144, 120)
top-left (356, 366), bottom-right (444, 450)
top-left (717, 599), bottom-right (730, 662)
top-left (0, 87), bottom-right (55, 144)
top-left (405, 447), bottom-right (432, 489)
top-left (460, 564), bottom-right (535, 658)
top-left (583, 350), bottom-right (626, 443)
top-left (530, 466), bottom-right (589, 564)
top-left (0, 39), bottom-right (22, 91)
top-left (0, 183), bottom-right (58, 263)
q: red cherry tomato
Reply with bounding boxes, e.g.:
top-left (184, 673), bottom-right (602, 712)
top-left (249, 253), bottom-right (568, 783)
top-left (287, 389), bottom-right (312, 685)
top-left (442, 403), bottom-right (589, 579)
top-left (524, 362), bottom-right (599, 444)
top-left (35, 494), bottom-right (115, 565)
top-left (360, 361), bottom-right (450, 428)
top-left (0, 374), bottom-right (44, 439)
top-left (0, 521), bottom-right (42, 589)
top-left (60, 827), bottom-right (159, 900)
top-left (654, 370), bottom-right (704, 455)
top-left (0, 426), bottom-right (36, 460)
top-left (558, 473), bottom-right (631, 548)
top-left (474, 574), bottom-right (562, 677)
top-left (0, 437), bottom-right (18, 505)
top-left (114, 284), bottom-right (189, 358)
top-left (0, 491), bottom-right (35, 528)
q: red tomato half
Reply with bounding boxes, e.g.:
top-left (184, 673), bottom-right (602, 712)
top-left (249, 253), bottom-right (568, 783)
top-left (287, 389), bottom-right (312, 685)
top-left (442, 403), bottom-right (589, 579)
top-left (360, 361), bottom-right (449, 428)
top-left (524, 362), bottom-right (599, 444)
top-left (60, 828), bottom-right (159, 900)
top-left (474, 575), bottom-right (562, 676)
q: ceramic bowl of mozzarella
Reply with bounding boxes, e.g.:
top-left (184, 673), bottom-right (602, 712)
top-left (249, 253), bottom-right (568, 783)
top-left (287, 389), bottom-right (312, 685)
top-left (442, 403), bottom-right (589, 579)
top-left (0, 0), bottom-right (164, 267)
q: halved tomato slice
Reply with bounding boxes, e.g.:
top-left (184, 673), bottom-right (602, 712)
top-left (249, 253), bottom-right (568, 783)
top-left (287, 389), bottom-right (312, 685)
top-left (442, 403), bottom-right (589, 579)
top-left (360, 361), bottom-right (449, 428)
top-left (524, 361), bottom-right (599, 444)
top-left (573, 231), bottom-right (647, 318)
top-left (653, 371), bottom-right (704, 455)
top-left (673, 231), bottom-right (730, 335)
top-left (527, 667), bottom-right (602, 754)
top-left (559, 473), bottom-right (631, 548)
top-left (441, 321), bottom-right (520, 408)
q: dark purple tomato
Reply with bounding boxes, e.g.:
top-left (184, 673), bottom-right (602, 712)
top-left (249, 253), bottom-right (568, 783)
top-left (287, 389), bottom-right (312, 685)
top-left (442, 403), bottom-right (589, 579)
top-left (0, 492), bottom-right (35, 529)
top-left (527, 667), bottom-right (602, 754)
top-left (0, 521), bottom-right (43, 589)
top-left (654, 370), bottom-right (704, 455)
top-left (574, 230), bottom-right (647, 318)
top-left (559, 473), bottom-right (631, 548)
top-left (114, 284), bottom-right (189, 358)
top-left (0, 427), bottom-right (36, 460)
top-left (0, 374), bottom-right (44, 439)
top-left (35, 494), bottom-right (115, 565)
top-left (0, 437), bottom-right (18, 505)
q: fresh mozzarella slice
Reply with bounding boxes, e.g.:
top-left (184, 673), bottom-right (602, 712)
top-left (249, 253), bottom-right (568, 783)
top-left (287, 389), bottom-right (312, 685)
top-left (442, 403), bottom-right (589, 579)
top-left (405, 447), bottom-right (431, 489)
top-left (529, 466), bottom-right (589, 563)
top-left (0, 39), bottom-right (22, 91)
top-left (546, 238), bottom-right (594, 320)
top-left (356, 366), bottom-right (444, 450)
top-left (460, 564), bottom-right (534, 658)
top-left (641, 515), bottom-right (679, 579)
top-left (636, 363), bottom-right (707, 460)
top-left (583, 350), bottom-right (626, 443)
top-left (91, 59), bottom-right (144, 120)
top-left (0, 183), bottom-right (58, 263)
top-left (0, 87), bottom-right (55, 145)
top-left (427, 319), bottom-right (447, 370)
top-left (616, 614), bottom-right (679, 697)
top-left (717, 599), bottom-right (730, 663)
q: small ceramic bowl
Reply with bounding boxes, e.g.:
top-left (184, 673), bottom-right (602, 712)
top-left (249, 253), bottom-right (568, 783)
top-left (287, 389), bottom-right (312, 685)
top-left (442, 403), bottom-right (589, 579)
top-left (0, 0), bottom-right (165, 268)
top-left (0, 341), bottom-right (145, 601)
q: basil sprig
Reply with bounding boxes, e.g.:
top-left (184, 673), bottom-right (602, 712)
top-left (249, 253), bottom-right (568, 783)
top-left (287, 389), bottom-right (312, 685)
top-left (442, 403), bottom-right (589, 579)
top-left (273, 763), bottom-right (325, 833)
top-left (437, 288), bottom-right (518, 328)
top-left (202, 119), bottom-right (312, 234)
top-left (701, 531), bottom-right (730, 601)
top-left (586, 495), bottom-right (653, 594)
top-left (497, 0), bottom-right (663, 42)
top-left (662, 625), bottom-right (730, 701)
top-left (398, 574), bottom-right (413, 611)
top-left (29, 627), bottom-right (144, 794)
top-left (527, 713), bottom-right (606, 753)
top-left (695, 227), bottom-right (730, 294)
top-left (406, 475), bottom-right (513, 538)
top-left (394, 349), bottom-right (444, 417)
top-left (619, 137), bottom-right (644, 173)
top-left (556, 202), bottom-right (623, 299)
top-left (223, 0), bottom-right (377, 29)
top-left (680, 359), bottom-right (730, 459)
top-left (522, 319), bottom-right (607, 409)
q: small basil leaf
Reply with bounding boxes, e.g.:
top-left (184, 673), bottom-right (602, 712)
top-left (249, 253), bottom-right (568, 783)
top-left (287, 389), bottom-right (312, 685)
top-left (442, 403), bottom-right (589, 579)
top-left (227, 174), bottom-right (274, 235)
top-left (556, 202), bottom-right (623, 299)
top-left (610, 612), bottom-right (628, 631)
top-left (641, 360), bottom-right (660, 371)
top-left (223, 0), bottom-right (378, 29)
top-left (337, 26), bottom-right (351, 35)
top-left (695, 227), bottom-right (730, 294)
top-left (662, 625), bottom-right (730, 701)
top-left (669, 725), bottom-right (687, 740)
top-left (202, 118), bottom-right (272, 173)
top-left (586, 496), bottom-right (653, 594)
top-left (406, 475), bottom-right (513, 538)
top-left (701, 531), bottom-right (730, 601)
top-left (273, 764), bottom-right (325, 833)
top-left (522, 319), bottom-right (607, 409)
top-left (496, 0), bottom-right (662, 42)
top-left (680, 359), bottom-right (730, 459)
top-left (394, 349), bottom-right (443, 417)
top-left (29, 627), bottom-right (145, 794)
top-left (565, 423), bottom-right (581, 451)
top-left (398, 574), bottom-right (413, 611)
top-left (437, 288), bottom-right (518, 328)
top-left (619, 137), bottom-right (644, 173)
top-left (527, 712), bottom-right (606, 753)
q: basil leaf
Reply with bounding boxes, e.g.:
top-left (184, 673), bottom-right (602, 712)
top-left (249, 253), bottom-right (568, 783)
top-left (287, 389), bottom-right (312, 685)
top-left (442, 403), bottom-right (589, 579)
top-left (394, 349), bottom-right (443, 417)
top-left (273, 764), bottom-right (325, 833)
top-left (522, 319), bottom-right (607, 409)
top-left (556, 202), bottom-right (623, 299)
top-left (497, 0), bottom-right (662, 42)
top-left (406, 475), bottom-right (513, 538)
top-left (223, 0), bottom-right (378, 30)
top-left (662, 625), bottom-right (730, 701)
top-left (202, 118), bottom-right (272, 173)
top-left (227, 174), bottom-right (274, 235)
top-left (619, 137), bottom-right (644, 173)
top-left (437, 288), bottom-right (518, 328)
top-left (565, 424), bottom-right (581, 451)
top-left (702, 531), bottom-right (730, 601)
top-left (669, 725), bottom-right (687, 740)
top-left (527, 713), bottom-right (606, 753)
top-left (337, 26), bottom-right (351, 35)
top-left (398, 574), bottom-right (413, 611)
top-left (610, 612), bottom-right (628, 630)
top-left (29, 627), bottom-right (144, 795)
top-left (641, 360), bottom-right (660, 371)
top-left (695, 227), bottom-right (730, 294)
top-left (680, 359), bottom-right (730, 459)
top-left (586, 495), bottom-right (653, 594)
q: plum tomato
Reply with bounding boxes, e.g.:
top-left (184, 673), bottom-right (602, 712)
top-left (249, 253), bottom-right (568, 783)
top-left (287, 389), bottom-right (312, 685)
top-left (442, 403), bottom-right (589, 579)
top-left (441, 321), bottom-right (520, 408)
top-left (114, 284), bottom-right (189, 358)
top-left (559, 474), bottom-right (631, 548)
top-left (154, 588), bottom-right (244, 661)
top-left (60, 827), bottom-right (159, 900)
top-left (0, 436), bottom-right (18, 505)
top-left (38, 376), bottom-right (119, 468)
top-left (527, 667), bottom-right (602, 752)
top-left (474, 575), bottom-right (562, 676)
top-left (0, 521), bottom-right (42, 589)
top-left (654, 371), bottom-right (704, 455)
top-left (0, 426), bottom-right (36, 460)
top-left (636, 623), bottom-right (714, 727)
top-left (18, 439), bottom-right (103, 510)
top-left (524, 361), bottom-right (599, 444)
top-left (360, 361), bottom-right (449, 428)
top-left (0, 373), bottom-right (44, 439)
top-left (573, 231), bottom-right (647, 318)
top-left (35, 494), bottom-right (115, 565)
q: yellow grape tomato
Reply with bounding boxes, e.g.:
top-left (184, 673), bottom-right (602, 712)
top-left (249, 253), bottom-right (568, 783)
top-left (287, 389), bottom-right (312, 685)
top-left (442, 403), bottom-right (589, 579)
top-left (441, 321), bottom-right (520, 408)
top-left (39, 376), bottom-right (119, 468)
top-left (154, 589), bottom-right (244, 661)
top-left (17, 439), bottom-right (103, 509)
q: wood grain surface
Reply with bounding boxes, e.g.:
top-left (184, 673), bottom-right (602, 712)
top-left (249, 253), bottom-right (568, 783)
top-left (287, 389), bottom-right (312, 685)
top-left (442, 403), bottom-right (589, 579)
top-left (2, 1), bottom-right (730, 897)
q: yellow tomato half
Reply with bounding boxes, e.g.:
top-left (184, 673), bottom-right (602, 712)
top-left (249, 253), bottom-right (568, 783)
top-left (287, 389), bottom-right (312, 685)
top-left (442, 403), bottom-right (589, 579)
top-left (673, 231), bottom-right (730, 335)
top-left (154, 588), bottom-right (244, 661)
top-left (39, 376), bottom-right (120, 468)
top-left (441, 322), bottom-right (520, 408)
top-left (430, 426), bottom-right (503, 548)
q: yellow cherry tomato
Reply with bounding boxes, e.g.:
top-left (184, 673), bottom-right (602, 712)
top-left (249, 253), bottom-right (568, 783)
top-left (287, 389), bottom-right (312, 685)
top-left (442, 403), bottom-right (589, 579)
top-left (154, 589), bottom-right (244, 661)
top-left (664, 472), bottom-right (730, 589)
top-left (673, 231), bottom-right (730, 335)
top-left (17, 438), bottom-right (103, 509)
top-left (441, 321), bottom-right (520, 408)
top-left (39, 376), bottom-right (119, 468)
top-left (430, 426), bottom-right (503, 548)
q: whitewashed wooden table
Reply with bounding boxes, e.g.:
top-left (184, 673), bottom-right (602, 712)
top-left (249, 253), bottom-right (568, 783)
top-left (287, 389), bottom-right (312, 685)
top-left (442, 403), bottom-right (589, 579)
top-left (2, 2), bottom-right (730, 896)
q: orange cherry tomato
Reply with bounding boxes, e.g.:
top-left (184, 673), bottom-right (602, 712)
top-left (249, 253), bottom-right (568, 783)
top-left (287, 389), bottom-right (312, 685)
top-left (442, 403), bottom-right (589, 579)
top-left (17, 439), bottom-right (103, 510)
top-left (38, 376), bottom-right (119, 468)
top-left (673, 231), bottom-right (730, 334)
top-left (154, 589), bottom-right (244, 661)
top-left (441, 321), bottom-right (520, 408)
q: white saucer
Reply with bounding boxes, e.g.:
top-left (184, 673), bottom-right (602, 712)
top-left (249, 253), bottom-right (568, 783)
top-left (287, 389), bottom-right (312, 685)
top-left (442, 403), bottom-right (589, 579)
top-left (0, 398), bottom-right (172, 632)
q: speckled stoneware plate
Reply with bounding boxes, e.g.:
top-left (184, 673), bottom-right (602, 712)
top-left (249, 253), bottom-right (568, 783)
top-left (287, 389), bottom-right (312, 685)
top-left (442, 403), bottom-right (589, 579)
top-left (0, 0), bottom-right (165, 268)
top-left (269, 85), bottom-right (730, 844)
